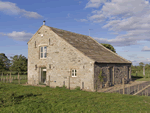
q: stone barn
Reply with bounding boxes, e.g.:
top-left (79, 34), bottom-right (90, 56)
top-left (27, 21), bottom-right (132, 92)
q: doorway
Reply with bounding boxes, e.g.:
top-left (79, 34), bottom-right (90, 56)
top-left (40, 67), bottom-right (46, 84)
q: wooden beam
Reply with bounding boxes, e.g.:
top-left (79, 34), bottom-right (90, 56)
top-left (133, 84), bottom-right (150, 95)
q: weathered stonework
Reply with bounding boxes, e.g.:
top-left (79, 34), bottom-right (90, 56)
top-left (28, 26), bottom-right (95, 92)
top-left (28, 25), bottom-right (132, 92)
top-left (94, 63), bottom-right (131, 90)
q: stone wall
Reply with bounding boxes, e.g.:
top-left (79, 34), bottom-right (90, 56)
top-left (94, 63), bottom-right (131, 90)
top-left (28, 25), bottom-right (95, 92)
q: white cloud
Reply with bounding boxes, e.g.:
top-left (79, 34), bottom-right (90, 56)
top-left (0, 31), bottom-right (33, 42)
top-left (142, 46), bottom-right (150, 51)
top-left (74, 19), bottom-right (88, 22)
top-left (85, 0), bottom-right (108, 8)
top-left (85, 0), bottom-right (150, 47)
top-left (0, 1), bottom-right (42, 19)
top-left (94, 36), bottom-right (141, 46)
top-left (147, 58), bottom-right (150, 61)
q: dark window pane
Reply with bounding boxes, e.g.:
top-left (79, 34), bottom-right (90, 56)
top-left (41, 47), bottom-right (43, 52)
top-left (41, 53), bottom-right (43, 58)
top-left (44, 46), bottom-right (47, 52)
top-left (44, 53), bottom-right (47, 58)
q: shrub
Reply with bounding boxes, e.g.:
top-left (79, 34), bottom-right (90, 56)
top-left (11, 72), bottom-right (18, 75)
top-left (75, 86), bottom-right (80, 91)
top-left (23, 72), bottom-right (27, 75)
top-left (56, 86), bottom-right (60, 89)
top-left (62, 85), bottom-right (67, 89)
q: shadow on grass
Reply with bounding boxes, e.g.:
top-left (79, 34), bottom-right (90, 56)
top-left (131, 75), bottom-right (143, 81)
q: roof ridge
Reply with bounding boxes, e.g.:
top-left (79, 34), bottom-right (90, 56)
top-left (48, 26), bottom-right (89, 38)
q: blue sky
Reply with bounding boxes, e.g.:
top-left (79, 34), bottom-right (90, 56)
top-left (0, 0), bottom-right (150, 66)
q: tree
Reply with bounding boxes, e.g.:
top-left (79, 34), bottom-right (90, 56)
top-left (0, 53), bottom-right (10, 71)
top-left (101, 43), bottom-right (116, 53)
top-left (0, 58), bottom-right (6, 72)
top-left (9, 54), bottom-right (27, 72)
top-left (139, 62), bottom-right (145, 67)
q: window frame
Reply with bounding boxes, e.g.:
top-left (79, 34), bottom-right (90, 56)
top-left (40, 46), bottom-right (47, 59)
top-left (71, 69), bottom-right (77, 77)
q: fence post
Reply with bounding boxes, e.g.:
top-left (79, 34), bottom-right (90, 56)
top-left (49, 76), bottom-right (50, 87)
top-left (68, 76), bottom-right (70, 90)
top-left (63, 81), bottom-right (65, 87)
top-left (1, 72), bottom-right (3, 82)
top-left (142, 86), bottom-right (144, 96)
top-left (122, 78), bottom-right (125, 94)
top-left (82, 82), bottom-right (84, 90)
top-left (18, 72), bottom-right (20, 84)
top-left (6, 74), bottom-right (8, 83)
top-left (9, 72), bottom-right (11, 83)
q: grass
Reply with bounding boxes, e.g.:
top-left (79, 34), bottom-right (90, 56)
top-left (135, 77), bottom-right (150, 81)
top-left (0, 83), bottom-right (150, 113)
top-left (131, 70), bottom-right (150, 81)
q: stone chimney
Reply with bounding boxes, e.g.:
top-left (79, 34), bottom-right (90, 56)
top-left (43, 20), bottom-right (46, 25)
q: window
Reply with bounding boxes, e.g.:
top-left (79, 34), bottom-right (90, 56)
top-left (35, 65), bottom-right (37, 70)
top-left (71, 69), bottom-right (77, 77)
top-left (49, 39), bottom-right (50, 45)
top-left (35, 41), bottom-right (36, 48)
top-left (40, 46), bottom-right (47, 58)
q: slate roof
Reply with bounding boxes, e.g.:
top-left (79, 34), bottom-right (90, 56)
top-left (49, 26), bottom-right (131, 64)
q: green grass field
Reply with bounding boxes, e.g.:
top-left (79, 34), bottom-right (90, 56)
top-left (131, 70), bottom-right (150, 77)
top-left (131, 70), bottom-right (150, 81)
top-left (0, 83), bottom-right (150, 113)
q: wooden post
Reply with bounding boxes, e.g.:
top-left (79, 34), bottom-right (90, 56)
top-left (6, 74), bottom-right (8, 83)
top-left (113, 66), bottom-right (115, 85)
top-left (143, 66), bottom-right (145, 78)
top-left (9, 72), bottom-right (11, 83)
top-left (49, 76), bottom-right (51, 87)
top-left (68, 76), bottom-right (70, 90)
top-left (18, 72), bottom-right (19, 79)
top-left (142, 86), bottom-right (144, 96)
top-left (129, 66), bottom-right (131, 81)
top-left (82, 82), bottom-right (84, 90)
top-left (122, 78), bottom-right (125, 94)
top-left (63, 81), bottom-right (65, 87)
top-left (138, 85), bottom-right (139, 92)
top-left (18, 72), bottom-right (20, 84)
top-left (1, 72), bottom-right (3, 82)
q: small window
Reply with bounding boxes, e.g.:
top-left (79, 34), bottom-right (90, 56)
top-left (71, 69), bottom-right (77, 77)
top-left (49, 39), bottom-right (50, 45)
top-left (35, 65), bottom-right (37, 70)
top-left (35, 41), bottom-right (36, 48)
top-left (40, 46), bottom-right (47, 59)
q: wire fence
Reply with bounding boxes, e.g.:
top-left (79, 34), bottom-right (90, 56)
top-left (0, 71), bottom-right (27, 85)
